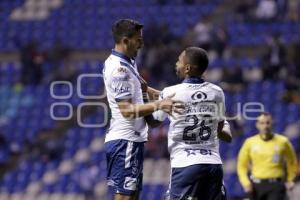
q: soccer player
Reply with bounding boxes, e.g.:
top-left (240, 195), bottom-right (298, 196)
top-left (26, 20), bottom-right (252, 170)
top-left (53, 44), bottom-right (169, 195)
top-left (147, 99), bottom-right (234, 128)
top-left (102, 19), bottom-right (183, 200)
top-left (163, 121), bottom-right (232, 200)
top-left (151, 47), bottom-right (231, 200)
top-left (237, 112), bottom-right (297, 200)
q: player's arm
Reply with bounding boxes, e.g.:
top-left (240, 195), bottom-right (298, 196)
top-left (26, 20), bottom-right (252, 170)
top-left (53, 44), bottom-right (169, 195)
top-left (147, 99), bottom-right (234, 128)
top-left (142, 91), bottom-right (165, 128)
top-left (217, 120), bottom-right (232, 143)
top-left (145, 108), bottom-right (169, 128)
top-left (112, 68), bottom-right (183, 119)
top-left (143, 88), bottom-right (175, 127)
top-left (237, 140), bottom-right (252, 191)
top-left (117, 94), bottom-right (183, 119)
top-left (139, 76), bottom-right (160, 101)
top-left (216, 89), bottom-right (232, 143)
top-left (147, 86), bottom-right (160, 101)
top-left (139, 77), bottom-right (168, 127)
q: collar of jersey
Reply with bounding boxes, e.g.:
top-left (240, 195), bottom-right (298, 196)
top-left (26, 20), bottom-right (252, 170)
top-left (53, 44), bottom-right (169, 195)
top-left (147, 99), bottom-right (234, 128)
top-left (111, 49), bottom-right (133, 65)
top-left (111, 49), bottom-right (141, 81)
top-left (183, 77), bottom-right (205, 84)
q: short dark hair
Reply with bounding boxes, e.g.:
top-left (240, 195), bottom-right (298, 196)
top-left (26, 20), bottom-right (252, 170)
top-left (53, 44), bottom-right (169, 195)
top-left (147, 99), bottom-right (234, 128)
top-left (258, 112), bottom-right (272, 117)
top-left (185, 47), bottom-right (209, 75)
top-left (112, 19), bottom-right (144, 44)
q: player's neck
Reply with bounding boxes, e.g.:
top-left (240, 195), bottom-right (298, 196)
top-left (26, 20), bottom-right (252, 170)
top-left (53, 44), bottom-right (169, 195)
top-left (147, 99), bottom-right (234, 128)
top-left (259, 132), bottom-right (274, 141)
top-left (183, 76), bottom-right (205, 84)
top-left (114, 45), bottom-right (131, 59)
top-left (185, 75), bottom-right (204, 81)
top-left (186, 75), bottom-right (202, 78)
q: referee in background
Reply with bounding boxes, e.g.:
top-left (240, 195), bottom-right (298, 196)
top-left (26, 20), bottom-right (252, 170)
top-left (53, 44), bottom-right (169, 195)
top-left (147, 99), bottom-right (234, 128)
top-left (237, 112), bottom-right (297, 200)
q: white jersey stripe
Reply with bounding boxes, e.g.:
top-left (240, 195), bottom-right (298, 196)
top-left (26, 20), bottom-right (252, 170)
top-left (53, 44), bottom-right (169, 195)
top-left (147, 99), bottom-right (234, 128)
top-left (125, 141), bottom-right (133, 168)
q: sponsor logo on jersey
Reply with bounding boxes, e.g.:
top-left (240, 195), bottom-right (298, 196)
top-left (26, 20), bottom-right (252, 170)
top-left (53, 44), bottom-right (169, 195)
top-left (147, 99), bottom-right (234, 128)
top-left (187, 82), bottom-right (209, 89)
top-left (191, 91), bottom-right (207, 100)
top-left (112, 67), bottom-right (130, 81)
top-left (117, 67), bottom-right (128, 73)
top-left (184, 148), bottom-right (212, 156)
top-left (114, 86), bottom-right (130, 93)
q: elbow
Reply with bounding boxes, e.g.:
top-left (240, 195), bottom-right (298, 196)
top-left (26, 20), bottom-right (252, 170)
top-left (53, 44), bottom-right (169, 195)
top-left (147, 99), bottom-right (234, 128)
top-left (224, 133), bottom-right (232, 143)
top-left (218, 131), bottom-right (232, 143)
top-left (221, 136), bottom-right (232, 143)
top-left (224, 137), bottom-right (232, 143)
top-left (120, 111), bottom-right (136, 119)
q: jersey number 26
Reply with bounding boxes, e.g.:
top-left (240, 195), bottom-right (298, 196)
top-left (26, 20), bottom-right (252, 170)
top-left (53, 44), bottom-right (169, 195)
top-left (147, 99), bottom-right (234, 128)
top-left (183, 115), bottom-right (212, 141)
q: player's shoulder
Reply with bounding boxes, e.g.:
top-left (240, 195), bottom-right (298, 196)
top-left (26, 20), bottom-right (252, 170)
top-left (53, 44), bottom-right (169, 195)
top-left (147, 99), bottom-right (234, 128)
top-left (104, 54), bottom-right (123, 68)
top-left (274, 134), bottom-right (289, 143)
top-left (244, 134), bottom-right (260, 144)
top-left (104, 55), bottom-right (131, 75)
top-left (161, 83), bottom-right (185, 97)
top-left (203, 81), bottom-right (224, 93)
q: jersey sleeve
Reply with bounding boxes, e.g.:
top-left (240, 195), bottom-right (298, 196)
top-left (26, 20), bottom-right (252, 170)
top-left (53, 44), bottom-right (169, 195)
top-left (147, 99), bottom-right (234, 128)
top-left (237, 139), bottom-right (252, 188)
top-left (216, 89), bottom-right (226, 122)
top-left (109, 66), bottom-right (133, 102)
top-left (152, 90), bottom-right (168, 122)
top-left (284, 139), bottom-right (297, 182)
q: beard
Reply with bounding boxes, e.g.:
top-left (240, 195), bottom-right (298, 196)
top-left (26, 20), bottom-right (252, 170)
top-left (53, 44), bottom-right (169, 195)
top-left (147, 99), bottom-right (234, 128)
top-left (260, 129), bottom-right (273, 140)
top-left (127, 44), bottom-right (139, 58)
top-left (132, 50), bottom-right (138, 57)
top-left (176, 69), bottom-right (185, 79)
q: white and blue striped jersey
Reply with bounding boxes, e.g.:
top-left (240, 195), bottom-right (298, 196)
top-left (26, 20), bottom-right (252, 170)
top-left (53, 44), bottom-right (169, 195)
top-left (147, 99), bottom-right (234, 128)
top-left (153, 77), bottom-right (226, 168)
top-left (103, 50), bottom-right (148, 143)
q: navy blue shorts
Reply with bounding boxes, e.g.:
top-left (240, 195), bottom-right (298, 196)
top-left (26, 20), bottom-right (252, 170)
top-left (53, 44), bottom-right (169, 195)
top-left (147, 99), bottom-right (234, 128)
top-left (105, 139), bottom-right (144, 196)
top-left (170, 164), bottom-right (226, 200)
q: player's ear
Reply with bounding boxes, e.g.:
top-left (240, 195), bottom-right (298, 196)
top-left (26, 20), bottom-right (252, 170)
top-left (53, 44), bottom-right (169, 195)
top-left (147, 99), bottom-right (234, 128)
top-left (122, 37), bottom-right (129, 45)
top-left (185, 64), bottom-right (191, 74)
top-left (255, 121), bottom-right (259, 130)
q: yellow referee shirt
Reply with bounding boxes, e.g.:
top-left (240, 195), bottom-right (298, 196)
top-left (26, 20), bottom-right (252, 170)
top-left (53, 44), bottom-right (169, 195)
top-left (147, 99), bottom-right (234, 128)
top-left (237, 134), bottom-right (297, 188)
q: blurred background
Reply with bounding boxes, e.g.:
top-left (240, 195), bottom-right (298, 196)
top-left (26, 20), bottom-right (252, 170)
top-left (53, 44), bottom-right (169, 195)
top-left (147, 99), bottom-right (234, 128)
top-left (0, 0), bottom-right (300, 199)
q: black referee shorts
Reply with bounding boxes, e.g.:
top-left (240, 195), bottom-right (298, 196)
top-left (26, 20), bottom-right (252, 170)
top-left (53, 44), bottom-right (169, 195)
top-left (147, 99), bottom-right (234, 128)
top-left (250, 180), bottom-right (286, 200)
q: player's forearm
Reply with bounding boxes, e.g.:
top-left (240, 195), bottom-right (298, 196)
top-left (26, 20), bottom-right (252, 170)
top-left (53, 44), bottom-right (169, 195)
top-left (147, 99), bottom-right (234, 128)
top-left (218, 120), bottom-right (232, 143)
top-left (119, 101), bottom-right (160, 119)
top-left (218, 131), bottom-right (232, 143)
top-left (133, 102), bottom-right (160, 118)
top-left (147, 87), bottom-right (160, 101)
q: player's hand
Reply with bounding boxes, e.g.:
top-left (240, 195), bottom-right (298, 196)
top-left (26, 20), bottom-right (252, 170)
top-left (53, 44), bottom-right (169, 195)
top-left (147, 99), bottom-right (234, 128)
top-left (285, 181), bottom-right (295, 190)
top-left (243, 184), bottom-right (253, 194)
top-left (139, 76), bottom-right (148, 93)
top-left (159, 93), bottom-right (185, 116)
